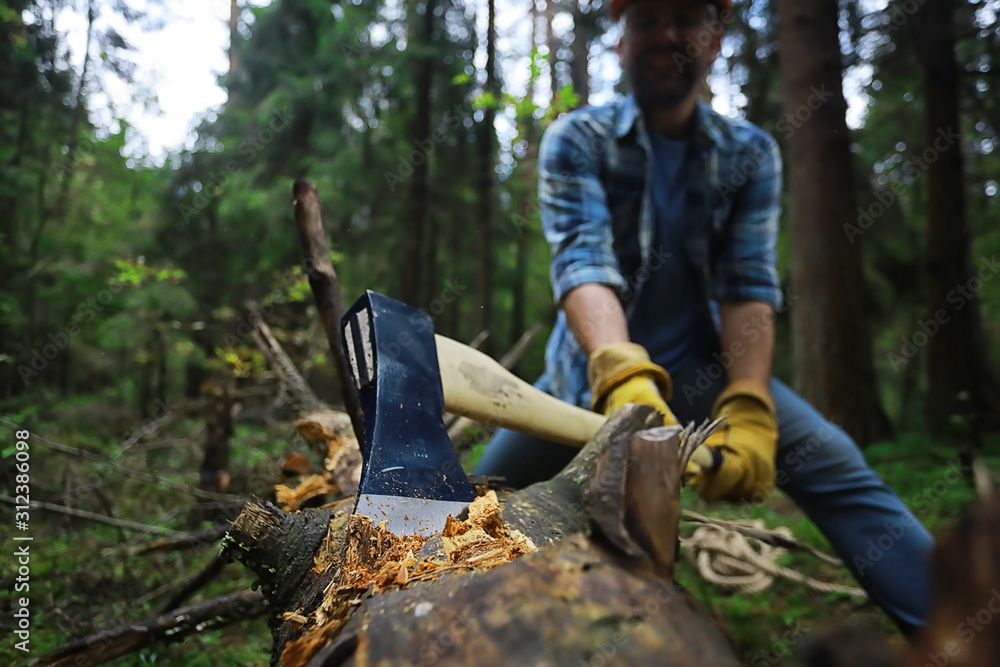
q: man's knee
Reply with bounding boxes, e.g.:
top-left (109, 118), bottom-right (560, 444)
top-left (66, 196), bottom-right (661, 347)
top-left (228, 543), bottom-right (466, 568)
top-left (776, 421), bottom-right (867, 490)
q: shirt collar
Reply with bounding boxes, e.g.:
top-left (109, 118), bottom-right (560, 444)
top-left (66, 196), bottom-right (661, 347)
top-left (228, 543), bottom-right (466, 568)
top-left (617, 94), bottom-right (721, 149)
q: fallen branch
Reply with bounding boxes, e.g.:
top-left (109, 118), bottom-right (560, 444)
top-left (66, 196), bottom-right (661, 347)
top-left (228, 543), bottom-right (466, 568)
top-left (0, 495), bottom-right (187, 538)
top-left (26, 590), bottom-right (266, 667)
top-left (250, 312), bottom-right (327, 414)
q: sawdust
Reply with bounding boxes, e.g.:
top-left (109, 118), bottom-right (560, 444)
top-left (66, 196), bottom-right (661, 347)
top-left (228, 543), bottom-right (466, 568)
top-left (281, 491), bottom-right (537, 666)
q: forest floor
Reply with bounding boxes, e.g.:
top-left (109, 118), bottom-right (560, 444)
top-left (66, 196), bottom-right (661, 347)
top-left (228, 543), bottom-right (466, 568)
top-left (2, 397), bottom-right (998, 667)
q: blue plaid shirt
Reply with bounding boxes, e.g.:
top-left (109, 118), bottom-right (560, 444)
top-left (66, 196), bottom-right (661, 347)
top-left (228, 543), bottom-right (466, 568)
top-left (536, 95), bottom-right (783, 407)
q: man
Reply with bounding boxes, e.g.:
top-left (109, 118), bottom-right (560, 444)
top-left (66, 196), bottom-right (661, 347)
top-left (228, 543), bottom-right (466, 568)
top-left (474, 0), bottom-right (933, 637)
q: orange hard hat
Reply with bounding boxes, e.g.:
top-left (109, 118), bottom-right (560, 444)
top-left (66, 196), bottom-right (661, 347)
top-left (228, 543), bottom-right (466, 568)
top-left (610, 0), bottom-right (733, 22)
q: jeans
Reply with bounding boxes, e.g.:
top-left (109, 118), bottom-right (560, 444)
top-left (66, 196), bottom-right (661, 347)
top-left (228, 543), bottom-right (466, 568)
top-left (473, 353), bottom-right (934, 637)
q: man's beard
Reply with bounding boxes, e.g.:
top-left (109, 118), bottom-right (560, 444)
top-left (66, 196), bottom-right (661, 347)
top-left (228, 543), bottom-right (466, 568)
top-left (626, 50), bottom-right (701, 111)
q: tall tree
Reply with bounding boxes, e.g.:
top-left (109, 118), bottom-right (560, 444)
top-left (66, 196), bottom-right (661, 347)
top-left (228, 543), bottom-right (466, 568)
top-left (229, 0), bottom-right (240, 77)
top-left (509, 0), bottom-right (544, 346)
top-left (545, 0), bottom-right (561, 107)
top-left (569, 0), bottom-right (595, 108)
top-left (401, 0), bottom-right (435, 305)
top-left (476, 0), bottom-right (498, 350)
top-left (776, 0), bottom-right (893, 445)
top-left (912, 0), bottom-right (997, 437)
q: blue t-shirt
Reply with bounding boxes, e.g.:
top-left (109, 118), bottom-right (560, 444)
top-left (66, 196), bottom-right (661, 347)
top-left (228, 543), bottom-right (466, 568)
top-left (627, 132), bottom-right (718, 374)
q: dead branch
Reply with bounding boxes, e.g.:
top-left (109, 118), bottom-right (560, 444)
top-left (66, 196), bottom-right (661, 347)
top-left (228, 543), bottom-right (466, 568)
top-left (26, 590), bottom-right (266, 667)
top-left (124, 526), bottom-right (228, 556)
top-left (0, 495), bottom-right (187, 538)
top-left (292, 179), bottom-right (364, 441)
top-left (226, 407), bottom-right (743, 666)
top-left (251, 312), bottom-right (327, 414)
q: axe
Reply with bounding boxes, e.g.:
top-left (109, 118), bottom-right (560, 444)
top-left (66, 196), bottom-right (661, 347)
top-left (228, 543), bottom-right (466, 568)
top-left (342, 291), bottom-right (713, 536)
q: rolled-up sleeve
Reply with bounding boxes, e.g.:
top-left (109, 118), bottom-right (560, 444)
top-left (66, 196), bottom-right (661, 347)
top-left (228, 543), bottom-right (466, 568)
top-left (712, 130), bottom-right (783, 310)
top-left (539, 116), bottom-right (626, 303)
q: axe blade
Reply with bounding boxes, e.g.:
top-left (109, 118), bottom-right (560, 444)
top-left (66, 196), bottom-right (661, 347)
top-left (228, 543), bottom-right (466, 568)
top-left (354, 494), bottom-right (471, 537)
top-left (342, 291), bottom-right (477, 537)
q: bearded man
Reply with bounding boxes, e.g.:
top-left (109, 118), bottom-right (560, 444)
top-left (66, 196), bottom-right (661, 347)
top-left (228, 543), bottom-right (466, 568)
top-left (474, 0), bottom-right (933, 637)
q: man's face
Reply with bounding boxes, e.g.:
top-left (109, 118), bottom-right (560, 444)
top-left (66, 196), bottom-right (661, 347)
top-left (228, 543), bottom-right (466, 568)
top-left (618, 0), bottom-right (722, 111)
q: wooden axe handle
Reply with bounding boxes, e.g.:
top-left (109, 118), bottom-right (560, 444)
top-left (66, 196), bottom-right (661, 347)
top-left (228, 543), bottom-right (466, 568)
top-left (436, 334), bottom-right (604, 446)
top-left (435, 335), bottom-right (715, 470)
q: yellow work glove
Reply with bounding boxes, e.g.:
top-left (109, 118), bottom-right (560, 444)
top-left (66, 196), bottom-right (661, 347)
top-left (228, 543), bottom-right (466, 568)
top-left (587, 342), bottom-right (678, 425)
top-left (686, 379), bottom-right (778, 502)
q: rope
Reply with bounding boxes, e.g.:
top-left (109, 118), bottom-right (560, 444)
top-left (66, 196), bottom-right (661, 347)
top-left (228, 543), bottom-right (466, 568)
top-left (680, 519), bottom-right (868, 599)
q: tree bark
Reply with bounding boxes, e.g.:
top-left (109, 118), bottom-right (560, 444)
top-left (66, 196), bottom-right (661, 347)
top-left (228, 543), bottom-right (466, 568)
top-left (776, 0), bottom-right (893, 446)
top-left (913, 0), bottom-right (997, 439)
top-left (226, 407), bottom-right (742, 666)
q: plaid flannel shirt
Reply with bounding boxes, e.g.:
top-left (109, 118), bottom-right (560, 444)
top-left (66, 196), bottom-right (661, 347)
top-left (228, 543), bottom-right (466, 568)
top-left (536, 95), bottom-right (783, 407)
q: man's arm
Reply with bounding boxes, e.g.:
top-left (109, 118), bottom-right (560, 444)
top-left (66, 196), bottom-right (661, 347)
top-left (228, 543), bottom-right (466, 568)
top-left (566, 282), bottom-right (676, 421)
top-left (718, 300), bottom-right (774, 387)
top-left (563, 284), bottom-right (630, 354)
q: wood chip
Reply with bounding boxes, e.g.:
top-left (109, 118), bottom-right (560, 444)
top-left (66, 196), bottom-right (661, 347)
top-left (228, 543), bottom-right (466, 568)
top-left (274, 474), bottom-right (339, 512)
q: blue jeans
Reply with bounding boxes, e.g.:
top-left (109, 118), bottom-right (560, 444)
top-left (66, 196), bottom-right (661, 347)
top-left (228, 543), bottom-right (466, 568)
top-left (473, 353), bottom-right (934, 637)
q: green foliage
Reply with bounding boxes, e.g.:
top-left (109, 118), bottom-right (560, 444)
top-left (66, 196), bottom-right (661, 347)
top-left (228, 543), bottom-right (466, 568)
top-left (112, 258), bottom-right (186, 287)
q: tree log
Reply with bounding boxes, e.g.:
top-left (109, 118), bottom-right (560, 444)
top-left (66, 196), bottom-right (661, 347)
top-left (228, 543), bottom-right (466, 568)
top-left (226, 405), bottom-right (742, 666)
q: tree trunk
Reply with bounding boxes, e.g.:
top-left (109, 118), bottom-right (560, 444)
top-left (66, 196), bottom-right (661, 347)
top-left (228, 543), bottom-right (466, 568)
top-left (199, 378), bottom-right (233, 497)
top-left (913, 0), bottom-right (997, 439)
top-left (400, 0), bottom-right (435, 306)
top-left (476, 0), bottom-right (497, 354)
top-left (546, 0), bottom-right (561, 106)
top-left (229, 0), bottom-right (240, 82)
top-left (510, 10), bottom-right (540, 351)
top-left (225, 407), bottom-right (742, 666)
top-left (40, 0), bottom-right (94, 260)
top-left (776, 0), bottom-right (893, 446)
top-left (569, 0), bottom-right (591, 108)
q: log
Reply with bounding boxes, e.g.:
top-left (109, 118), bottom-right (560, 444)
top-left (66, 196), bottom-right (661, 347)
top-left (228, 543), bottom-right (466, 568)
top-left (225, 405), bottom-right (743, 666)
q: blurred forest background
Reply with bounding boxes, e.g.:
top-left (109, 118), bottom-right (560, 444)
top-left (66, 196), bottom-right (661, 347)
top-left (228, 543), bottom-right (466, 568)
top-left (1, 0), bottom-right (1000, 664)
